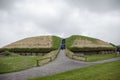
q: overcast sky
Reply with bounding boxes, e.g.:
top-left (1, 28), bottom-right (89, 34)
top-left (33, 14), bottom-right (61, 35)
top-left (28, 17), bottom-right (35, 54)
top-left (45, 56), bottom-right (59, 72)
top-left (0, 0), bottom-right (120, 47)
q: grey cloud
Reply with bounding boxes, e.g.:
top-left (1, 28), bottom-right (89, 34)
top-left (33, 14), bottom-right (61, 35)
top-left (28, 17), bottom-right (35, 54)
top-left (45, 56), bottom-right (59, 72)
top-left (0, 0), bottom-right (120, 47)
top-left (36, 8), bottom-right (83, 36)
top-left (66, 0), bottom-right (120, 12)
top-left (0, 0), bottom-right (17, 10)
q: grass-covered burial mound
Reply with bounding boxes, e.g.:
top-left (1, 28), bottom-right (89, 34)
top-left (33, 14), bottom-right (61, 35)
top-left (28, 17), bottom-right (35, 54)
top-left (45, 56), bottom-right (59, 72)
top-left (0, 36), bottom-right (61, 55)
top-left (66, 35), bottom-right (117, 54)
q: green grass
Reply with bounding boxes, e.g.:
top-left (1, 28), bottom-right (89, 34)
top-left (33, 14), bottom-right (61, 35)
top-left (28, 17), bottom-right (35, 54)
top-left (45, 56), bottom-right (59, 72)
top-left (66, 35), bottom-right (116, 52)
top-left (0, 50), bottom-right (59, 74)
top-left (66, 50), bottom-right (120, 62)
top-left (52, 36), bottom-right (61, 50)
top-left (0, 36), bottom-right (61, 53)
top-left (66, 35), bottom-right (98, 49)
top-left (29, 60), bottom-right (120, 80)
top-left (0, 56), bottom-right (42, 74)
top-left (87, 54), bottom-right (120, 62)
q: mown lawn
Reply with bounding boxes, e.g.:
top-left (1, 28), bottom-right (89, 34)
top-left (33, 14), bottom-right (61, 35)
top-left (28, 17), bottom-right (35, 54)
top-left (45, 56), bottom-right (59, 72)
top-left (87, 54), bottom-right (120, 62)
top-left (0, 56), bottom-right (41, 74)
top-left (29, 60), bottom-right (120, 80)
top-left (66, 49), bottom-right (120, 62)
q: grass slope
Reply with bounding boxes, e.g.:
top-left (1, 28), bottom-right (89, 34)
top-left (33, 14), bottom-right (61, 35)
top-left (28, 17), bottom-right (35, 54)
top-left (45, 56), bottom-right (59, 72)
top-left (4, 36), bottom-right (53, 48)
top-left (66, 35), bottom-right (98, 49)
top-left (66, 35), bottom-right (115, 48)
top-left (52, 36), bottom-right (61, 50)
top-left (29, 60), bottom-right (120, 80)
top-left (3, 36), bottom-right (61, 49)
top-left (0, 56), bottom-right (41, 74)
top-left (0, 36), bottom-right (61, 53)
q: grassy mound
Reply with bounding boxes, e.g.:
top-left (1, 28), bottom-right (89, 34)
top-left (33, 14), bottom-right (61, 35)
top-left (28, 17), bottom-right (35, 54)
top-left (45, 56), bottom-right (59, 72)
top-left (66, 35), bottom-right (116, 51)
top-left (52, 36), bottom-right (61, 50)
top-left (4, 36), bottom-right (53, 48)
top-left (29, 60), bottom-right (120, 80)
top-left (0, 36), bottom-right (61, 53)
top-left (66, 35), bottom-right (98, 48)
top-left (0, 36), bottom-right (61, 73)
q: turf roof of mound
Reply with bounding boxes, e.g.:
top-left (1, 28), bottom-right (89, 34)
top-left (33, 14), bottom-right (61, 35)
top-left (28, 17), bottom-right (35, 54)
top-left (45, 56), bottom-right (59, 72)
top-left (66, 35), bottom-right (116, 51)
top-left (4, 36), bottom-right (53, 48)
top-left (3, 36), bottom-right (61, 49)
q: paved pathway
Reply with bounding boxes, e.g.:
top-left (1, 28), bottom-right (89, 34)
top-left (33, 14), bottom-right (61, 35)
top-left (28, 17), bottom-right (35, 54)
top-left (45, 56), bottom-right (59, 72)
top-left (0, 50), bottom-right (120, 80)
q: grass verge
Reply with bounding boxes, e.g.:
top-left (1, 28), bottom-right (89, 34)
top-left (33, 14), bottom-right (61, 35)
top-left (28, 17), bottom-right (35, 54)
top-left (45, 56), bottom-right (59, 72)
top-left (87, 54), bottom-right (120, 62)
top-left (66, 49), bottom-right (120, 62)
top-left (29, 60), bottom-right (120, 80)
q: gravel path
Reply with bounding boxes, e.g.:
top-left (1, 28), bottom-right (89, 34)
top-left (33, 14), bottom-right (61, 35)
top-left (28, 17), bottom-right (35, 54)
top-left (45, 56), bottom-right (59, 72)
top-left (0, 50), bottom-right (120, 80)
